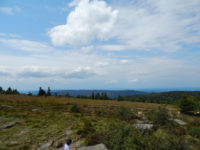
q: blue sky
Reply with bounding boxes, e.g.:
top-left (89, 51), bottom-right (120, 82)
top-left (0, 0), bottom-right (200, 91)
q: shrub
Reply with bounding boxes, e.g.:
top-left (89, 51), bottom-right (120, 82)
top-left (148, 106), bottom-right (169, 126)
top-left (179, 94), bottom-right (197, 113)
top-left (70, 103), bottom-right (80, 113)
top-left (115, 106), bottom-right (135, 121)
top-left (100, 122), bottom-right (146, 150)
top-left (117, 96), bottom-right (124, 101)
top-left (77, 119), bottom-right (94, 138)
top-left (190, 119), bottom-right (200, 126)
top-left (37, 87), bottom-right (46, 96)
top-left (150, 134), bottom-right (189, 150)
top-left (27, 92), bottom-right (32, 96)
top-left (64, 93), bottom-right (70, 97)
top-left (188, 127), bottom-right (200, 139)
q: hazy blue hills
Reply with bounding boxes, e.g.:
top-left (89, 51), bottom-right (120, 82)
top-left (51, 90), bottom-right (146, 98)
top-left (23, 88), bottom-right (200, 100)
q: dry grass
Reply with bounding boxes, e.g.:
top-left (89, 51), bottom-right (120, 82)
top-left (0, 94), bottom-right (178, 149)
top-left (0, 94), bottom-right (177, 111)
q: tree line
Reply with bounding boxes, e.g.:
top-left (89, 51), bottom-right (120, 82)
top-left (0, 86), bottom-right (19, 95)
top-left (37, 87), bottom-right (51, 96)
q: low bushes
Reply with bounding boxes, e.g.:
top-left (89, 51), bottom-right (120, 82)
top-left (147, 106), bottom-right (170, 126)
top-left (70, 103), bottom-right (80, 113)
top-left (179, 94), bottom-right (199, 114)
top-left (85, 121), bottom-right (190, 150)
top-left (188, 127), bottom-right (200, 139)
top-left (115, 106), bottom-right (136, 121)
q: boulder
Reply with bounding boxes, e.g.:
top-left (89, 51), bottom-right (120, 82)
top-left (78, 144), bottom-right (108, 150)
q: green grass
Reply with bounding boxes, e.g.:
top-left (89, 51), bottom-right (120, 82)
top-left (0, 94), bottom-right (199, 150)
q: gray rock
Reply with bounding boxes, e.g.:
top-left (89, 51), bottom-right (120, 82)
top-left (173, 119), bottom-right (187, 125)
top-left (135, 119), bottom-right (144, 124)
top-left (9, 141), bottom-right (19, 146)
top-left (0, 121), bottom-right (18, 130)
top-left (66, 130), bottom-right (73, 136)
top-left (133, 123), bottom-right (153, 130)
top-left (32, 109), bottom-right (39, 112)
top-left (37, 140), bottom-right (54, 150)
top-left (18, 129), bottom-right (29, 135)
top-left (78, 144), bottom-right (108, 150)
top-left (1, 105), bottom-right (13, 108)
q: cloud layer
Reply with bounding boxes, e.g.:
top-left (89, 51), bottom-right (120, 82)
top-left (48, 0), bottom-right (200, 52)
top-left (0, 7), bottom-right (20, 15)
top-left (48, 0), bottom-right (118, 46)
top-left (112, 0), bottom-right (200, 51)
top-left (0, 38), bottom-right (52, 52)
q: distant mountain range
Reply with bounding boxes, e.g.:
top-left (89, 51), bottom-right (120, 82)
top-left (51, 90), bottom-right (146, 99)
top-left (21, 88), bottom-right (200, 99)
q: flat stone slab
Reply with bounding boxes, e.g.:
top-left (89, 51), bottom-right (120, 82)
top-left (1, 105), bottom-right (13, 108)
top-left (32, 109), bottom-right (40, 112)
top-left (18, 129), bottom-right (29, 136)
top-left (0, 121), bottom-right (18, 130)
top-left (78, 144), bottom-right (108, 150)
top-left (37, 140), bottom-right (54, 150)
top-left (173, 119), bottom-right (187, 125)
top-left (133, 123), bottom-right (153, 130)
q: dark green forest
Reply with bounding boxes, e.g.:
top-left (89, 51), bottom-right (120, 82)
top-left (121, 91), bottom-right (200, 104)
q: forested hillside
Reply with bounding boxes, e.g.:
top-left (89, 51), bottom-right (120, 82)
top-left (123, 91), bottom-right (200, 104)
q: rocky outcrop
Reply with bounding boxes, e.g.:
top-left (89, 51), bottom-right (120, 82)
top-left (133, 123), bottom-right (153, 130)
top-left (173, 119), bottom-right (187, 125)
top-left (0, 121), bottom-right (18, 130)
top-left (1, 105), bottom-right (13, 108)
top-left (78, 144), bottom-right (108, 150)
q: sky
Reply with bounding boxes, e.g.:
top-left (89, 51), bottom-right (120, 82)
top-left (0, 0), bottom-right (200, 91)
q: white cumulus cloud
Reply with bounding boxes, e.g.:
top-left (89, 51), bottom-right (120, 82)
top-left (48, 0), bottom-right (118, 46)
top-left (112, 0), bottom-right (200, 51)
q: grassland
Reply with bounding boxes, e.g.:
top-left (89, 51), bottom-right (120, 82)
top-left (0, 95), bottom-right (199, 150)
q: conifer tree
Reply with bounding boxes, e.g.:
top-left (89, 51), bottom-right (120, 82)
top-left (38, 87), bottom-right (46, 96)
top-left (47, 87), bottom-right (51, 96)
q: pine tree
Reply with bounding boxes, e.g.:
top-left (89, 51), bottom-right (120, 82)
top-left (47, 87), bottom-right (51, 96)
top-left (38, 87), bottom-right (46, 96)
top-left (95, 93), bottom-right (100, 99)
top-left (0, 86), bottom-right (3, 94)
top-left (90, 92), bottom-right (95, 99)
top-left (179, 94), bottom-right (197, 113)
top-left (6, 87), bottom-right (12, 94)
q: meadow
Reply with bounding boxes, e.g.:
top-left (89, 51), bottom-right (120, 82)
top-left (0, 95), bottom-right (199, 150)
